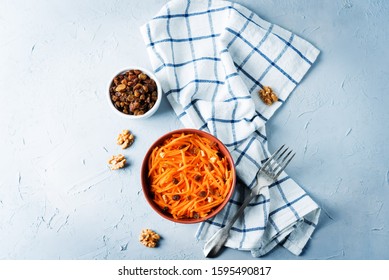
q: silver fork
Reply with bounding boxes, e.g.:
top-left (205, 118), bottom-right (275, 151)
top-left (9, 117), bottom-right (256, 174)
top-left (203, 145), bottom-right (295, 258)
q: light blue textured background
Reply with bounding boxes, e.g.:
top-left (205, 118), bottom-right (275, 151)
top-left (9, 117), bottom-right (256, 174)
top-left (0, 0), bottom-right (388, 260)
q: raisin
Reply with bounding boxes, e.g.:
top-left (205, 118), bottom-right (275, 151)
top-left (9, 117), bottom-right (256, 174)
top-left (199, 191), bottom-right (207, 197)
top-left (194, 174), bottom-right (202, 181)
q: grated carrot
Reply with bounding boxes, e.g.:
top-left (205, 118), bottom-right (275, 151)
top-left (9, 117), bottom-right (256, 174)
top-left (147, 132), bottom-right (233, 220)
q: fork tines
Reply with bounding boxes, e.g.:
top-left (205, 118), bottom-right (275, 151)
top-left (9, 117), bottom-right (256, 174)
top-left (261, 145), bottom-right (296, 179)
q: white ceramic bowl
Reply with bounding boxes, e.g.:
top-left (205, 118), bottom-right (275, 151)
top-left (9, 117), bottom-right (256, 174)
top-left (107, 66), bottom-right (162, 119)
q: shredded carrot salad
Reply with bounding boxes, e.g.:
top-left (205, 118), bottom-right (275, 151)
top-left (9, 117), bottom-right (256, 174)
top-left (147, 132), bottom-right (233, 220)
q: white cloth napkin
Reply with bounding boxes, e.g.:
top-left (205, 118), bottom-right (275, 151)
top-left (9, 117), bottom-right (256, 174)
top-left (141, 0), bottom-right (321, 257)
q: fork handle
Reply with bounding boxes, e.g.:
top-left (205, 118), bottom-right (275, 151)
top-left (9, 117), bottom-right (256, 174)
top-left (203, 186), bottom-right (267, 257)
top-left (223, 189), bottom-right (261, 232)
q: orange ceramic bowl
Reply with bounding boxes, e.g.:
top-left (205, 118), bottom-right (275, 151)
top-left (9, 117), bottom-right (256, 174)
top-left (141, 129), bottom-right (236, 224)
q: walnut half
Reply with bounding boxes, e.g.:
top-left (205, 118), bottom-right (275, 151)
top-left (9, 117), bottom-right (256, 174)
top-left (259, 86), bottom-right (278, 105)
top-left (108, 154), bottom-right (126, 170)
top-left (117, 129), bottom-right (135, 149)
top-left (139, 229), bottom-right (160, 248)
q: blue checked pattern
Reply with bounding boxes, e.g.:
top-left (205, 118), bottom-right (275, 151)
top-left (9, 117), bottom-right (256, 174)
top-left (141, 0), bottom-right (321, 256)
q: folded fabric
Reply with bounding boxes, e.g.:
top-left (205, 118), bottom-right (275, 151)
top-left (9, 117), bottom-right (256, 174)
top-left (141, 0), bottom-right (321, 257)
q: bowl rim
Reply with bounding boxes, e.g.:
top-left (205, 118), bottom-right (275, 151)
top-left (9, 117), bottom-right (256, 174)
top-left (141, 128), bottom-right (236, 224)
top-left (107, 66), bottom-right (162, 119)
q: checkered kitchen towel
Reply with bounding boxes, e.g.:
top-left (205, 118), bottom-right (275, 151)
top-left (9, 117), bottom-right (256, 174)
top-left (141, 0), bottom-right (321, 257)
